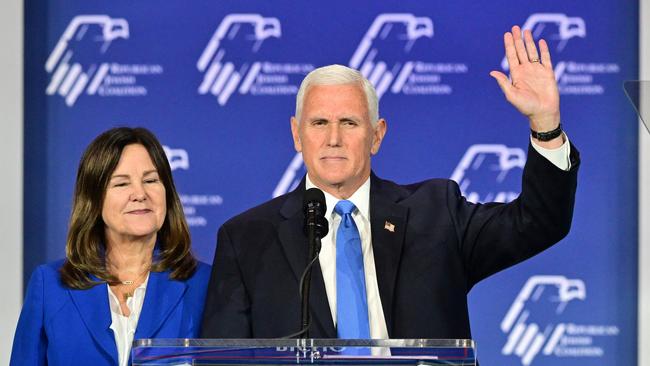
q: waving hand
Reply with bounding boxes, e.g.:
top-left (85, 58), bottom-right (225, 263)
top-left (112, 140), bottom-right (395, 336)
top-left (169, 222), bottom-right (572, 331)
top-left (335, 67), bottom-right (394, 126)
top-left (490, 26), bottom-right (563, 148)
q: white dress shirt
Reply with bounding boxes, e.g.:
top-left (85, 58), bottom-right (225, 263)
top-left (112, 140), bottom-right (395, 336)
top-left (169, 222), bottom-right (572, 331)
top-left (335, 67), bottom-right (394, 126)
top-left (307, 137), bottom-right (570, 341)
top-left (308, 175), bottom-right (390, 340)
top-left (107, 275), bottom-right (149, 366)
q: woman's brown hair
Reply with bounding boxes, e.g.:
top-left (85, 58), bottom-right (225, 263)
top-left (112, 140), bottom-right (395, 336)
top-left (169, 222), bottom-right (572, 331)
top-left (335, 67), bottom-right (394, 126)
top-left (60, 127), bottom-right (196, 289)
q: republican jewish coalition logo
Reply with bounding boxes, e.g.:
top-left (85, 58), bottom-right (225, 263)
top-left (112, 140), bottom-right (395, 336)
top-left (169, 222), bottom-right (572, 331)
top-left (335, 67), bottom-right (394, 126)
top-left (501, 276), bottom-right (619, 365)
top-left (45, 15), bottom-right (163, 106)
top-left (197, 14), bottom-right (313, 106)
top-left (450, 144), bottom-right (526, 203)
top-left (501, 13), bottom-right (619, 95)
top-left (273, 13), bottom-right (469, 197)
top-left (162, 144), bottom-right (222, 227)
top-left (349, 14), bottom-right (432, 99)
top-left (349, 13), bottom-right (468, 99)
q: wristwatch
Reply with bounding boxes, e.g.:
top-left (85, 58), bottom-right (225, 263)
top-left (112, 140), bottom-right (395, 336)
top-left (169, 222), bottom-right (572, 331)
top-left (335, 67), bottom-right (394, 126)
top-left (531, 123), bottom-right (563, 141)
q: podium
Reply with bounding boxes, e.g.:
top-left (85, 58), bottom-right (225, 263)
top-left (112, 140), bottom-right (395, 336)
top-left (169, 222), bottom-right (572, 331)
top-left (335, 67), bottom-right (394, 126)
top-left (132, 338), bottom-right (476, 365)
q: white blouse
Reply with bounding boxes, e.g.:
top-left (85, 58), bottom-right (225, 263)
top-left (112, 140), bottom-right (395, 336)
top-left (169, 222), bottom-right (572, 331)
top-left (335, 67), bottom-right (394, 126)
top-left (107, 275), bottom-right (149, 366)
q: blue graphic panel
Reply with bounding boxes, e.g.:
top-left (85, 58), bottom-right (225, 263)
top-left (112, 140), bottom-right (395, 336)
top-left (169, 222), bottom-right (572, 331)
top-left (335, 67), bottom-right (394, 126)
top-left (24, 1), bottom-right (638, 365)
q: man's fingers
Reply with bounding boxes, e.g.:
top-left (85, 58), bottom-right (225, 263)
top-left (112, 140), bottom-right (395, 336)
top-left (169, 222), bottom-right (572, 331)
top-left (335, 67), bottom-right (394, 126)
top-left (539, 39), bottom-right (553, 69)
top-left (524, 29), bottom-right (540, 62)
top-left (504, 32), bottom-right (519, 68)
top-left (511, 26), bottom-right (529, 64)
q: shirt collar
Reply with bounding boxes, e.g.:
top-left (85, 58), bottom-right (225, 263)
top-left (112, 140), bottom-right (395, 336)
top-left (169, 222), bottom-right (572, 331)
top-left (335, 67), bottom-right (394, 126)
top-left (305, 174), bottom-right (371, 221)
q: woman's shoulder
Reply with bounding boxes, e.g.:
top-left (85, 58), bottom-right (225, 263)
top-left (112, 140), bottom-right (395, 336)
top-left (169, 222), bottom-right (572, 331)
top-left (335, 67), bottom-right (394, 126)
top-left (195, 260), bottom-right (211, 273)
top-left (171, 261), bottom-right (210, 305)
top-left (30, 259), bottom-right (66, 284)
top-left (190, 261), bottom-right (211, 284)
top-left (23, 259), bottom-right (75, 310)
top-left (164, 260), bottom-right (211, 284)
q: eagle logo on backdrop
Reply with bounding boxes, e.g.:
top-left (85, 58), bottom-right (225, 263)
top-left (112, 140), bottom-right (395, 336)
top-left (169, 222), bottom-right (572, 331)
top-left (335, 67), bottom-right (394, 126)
top-left (45, 15), bottom-right (129, 106)
top-left (197, 14), bottom-right (281, 106)
top-left (449, 144), bottom-right (526, 203)
top-left (161, 144), bottom-right (223, 227)
top-left (348, 13), bottom-right (434, 99)
top-left (45, 15), bottom-right (163, 107)
top-left (500, 276), bottom-right (620, 365)
top-left (501, 276), bottom-right (586, 366)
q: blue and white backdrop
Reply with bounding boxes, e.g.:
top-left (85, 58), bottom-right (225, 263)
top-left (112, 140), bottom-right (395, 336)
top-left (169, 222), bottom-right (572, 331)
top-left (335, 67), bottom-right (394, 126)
top-left (24, 1), bottom-right (638, 365)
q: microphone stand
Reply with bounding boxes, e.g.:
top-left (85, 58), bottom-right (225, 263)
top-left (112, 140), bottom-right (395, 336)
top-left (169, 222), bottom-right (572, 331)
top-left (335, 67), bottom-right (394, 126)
top-left (300, 229), bottom-right (322, 338)
top-left (282, 188), bottom-right (327, 340)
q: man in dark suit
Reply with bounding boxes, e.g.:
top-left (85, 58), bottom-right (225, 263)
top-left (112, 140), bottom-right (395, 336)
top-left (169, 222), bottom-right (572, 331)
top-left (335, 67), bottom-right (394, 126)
top-left (201, 26), bottom-right (579, 340)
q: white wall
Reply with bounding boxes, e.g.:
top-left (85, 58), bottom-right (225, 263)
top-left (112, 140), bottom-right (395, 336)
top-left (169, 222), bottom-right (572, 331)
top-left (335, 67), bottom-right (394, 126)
top-left (0, 0), bottom-right (23, 363)
top-left (639, 1), bottom-right (649, 365)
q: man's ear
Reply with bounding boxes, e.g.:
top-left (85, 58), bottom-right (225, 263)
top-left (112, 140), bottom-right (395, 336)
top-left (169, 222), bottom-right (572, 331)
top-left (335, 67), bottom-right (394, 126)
top-left (290, 117), bottom-right (302, 152)
top-left (370, 119), bottom-right (387, 155)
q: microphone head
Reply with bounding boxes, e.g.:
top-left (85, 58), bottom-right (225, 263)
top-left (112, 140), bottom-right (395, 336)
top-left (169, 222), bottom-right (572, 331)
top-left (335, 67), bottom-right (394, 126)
top-left (303, 188), bottom-right (326, 210)
top-left (303, 188), bottom-right (328, 238)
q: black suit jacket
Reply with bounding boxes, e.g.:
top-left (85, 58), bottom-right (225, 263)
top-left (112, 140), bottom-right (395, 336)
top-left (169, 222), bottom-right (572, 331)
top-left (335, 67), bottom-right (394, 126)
top-left (201, 144), bottom-right (579, 339)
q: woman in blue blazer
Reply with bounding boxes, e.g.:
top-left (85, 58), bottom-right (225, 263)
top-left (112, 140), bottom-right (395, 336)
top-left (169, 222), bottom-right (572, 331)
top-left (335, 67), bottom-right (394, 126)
top-left (11, 127), bottom-right (211, 366)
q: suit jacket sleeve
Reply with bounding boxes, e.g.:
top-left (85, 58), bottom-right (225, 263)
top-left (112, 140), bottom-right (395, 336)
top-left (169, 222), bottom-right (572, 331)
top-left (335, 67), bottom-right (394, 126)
top-left (10, 266), bottom-right (47, 366)
top-left (448, 142), bottom-right (579, 288)
top-left (201, 225), bottom-right (252, 338)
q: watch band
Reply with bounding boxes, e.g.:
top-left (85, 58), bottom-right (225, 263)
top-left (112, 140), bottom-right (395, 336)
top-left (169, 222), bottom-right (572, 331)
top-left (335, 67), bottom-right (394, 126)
top-left (531, 123), bottom-right (563, 141)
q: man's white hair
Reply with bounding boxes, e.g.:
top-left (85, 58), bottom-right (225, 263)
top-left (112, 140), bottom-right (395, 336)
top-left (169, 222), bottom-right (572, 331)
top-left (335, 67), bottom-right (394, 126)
top-left (295, 64), bottom-right (379, 125)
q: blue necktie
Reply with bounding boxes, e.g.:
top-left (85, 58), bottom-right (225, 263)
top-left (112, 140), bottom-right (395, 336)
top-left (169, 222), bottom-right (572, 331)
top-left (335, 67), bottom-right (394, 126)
top-left (335, 200), bottom-right (370, 348)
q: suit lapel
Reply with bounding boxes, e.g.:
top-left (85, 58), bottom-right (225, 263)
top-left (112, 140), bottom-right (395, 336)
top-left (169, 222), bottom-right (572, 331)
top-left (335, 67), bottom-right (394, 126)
top-left (278, 182), bottom-right (336, 337)
top-left (68, 282), bottom-right (118, 364)
top-left (277, 195), bottom-right (308, 283)
top-left (135, 271), bottom-right (187, 339)
top-left (369, 174), bottom-right (408, 337)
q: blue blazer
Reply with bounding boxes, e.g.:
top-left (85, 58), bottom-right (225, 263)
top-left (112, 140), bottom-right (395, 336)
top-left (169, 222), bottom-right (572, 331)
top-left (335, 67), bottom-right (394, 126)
top-left (10, 259), bottom-right (211, 366)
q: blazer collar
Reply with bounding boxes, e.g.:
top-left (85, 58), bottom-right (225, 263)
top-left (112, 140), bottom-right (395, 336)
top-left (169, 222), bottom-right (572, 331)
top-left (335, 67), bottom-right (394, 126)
top-left (68, 281), bottom-right (118, 364)
top-left (68, 270), bottom-right (188, 363)
top-left (134, 270), bottom-right (187, 339)
top-left (278, 178), bottom-right (336, 337)
top-left (277, 176), bottom-right (306, 286)
top-left (368, 172), bottom-right (409, 337)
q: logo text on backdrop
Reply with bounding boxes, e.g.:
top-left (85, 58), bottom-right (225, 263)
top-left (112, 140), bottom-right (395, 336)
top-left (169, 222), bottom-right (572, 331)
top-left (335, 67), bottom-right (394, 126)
top-left (46, 15), bottom-right (163, 106)
top-left (197, 14), bottom-right (314, 106)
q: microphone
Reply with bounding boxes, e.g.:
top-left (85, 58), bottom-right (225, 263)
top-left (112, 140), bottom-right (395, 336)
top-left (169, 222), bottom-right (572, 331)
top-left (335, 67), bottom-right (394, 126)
top-left (303, 188), bottom-right (329, 245)
top-left (297, 188), bottom-right (328, 338)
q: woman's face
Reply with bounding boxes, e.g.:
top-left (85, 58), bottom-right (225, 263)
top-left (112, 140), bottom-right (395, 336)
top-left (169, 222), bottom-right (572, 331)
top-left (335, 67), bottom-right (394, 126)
top-left (102, 144), bottom-right (167, 244)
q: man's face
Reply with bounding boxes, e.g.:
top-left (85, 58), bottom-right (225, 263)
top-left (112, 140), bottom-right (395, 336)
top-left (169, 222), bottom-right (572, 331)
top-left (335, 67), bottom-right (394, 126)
top-left (291, 84), bottom-right (386, 198)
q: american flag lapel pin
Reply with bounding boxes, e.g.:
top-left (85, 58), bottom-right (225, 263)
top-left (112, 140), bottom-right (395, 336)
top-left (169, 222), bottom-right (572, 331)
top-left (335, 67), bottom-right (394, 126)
top-left (384, 221), bottom-right (395, 233)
